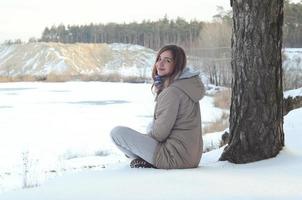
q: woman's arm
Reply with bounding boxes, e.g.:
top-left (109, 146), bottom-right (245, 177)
top-left (151, 87), bottom-right (180, 142)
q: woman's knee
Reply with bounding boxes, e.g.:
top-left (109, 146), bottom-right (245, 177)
top-left (110, 126), bottom-right (127, 139)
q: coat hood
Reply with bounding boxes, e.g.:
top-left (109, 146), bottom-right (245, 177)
top-left (171, 67), bottom-right (205, 102)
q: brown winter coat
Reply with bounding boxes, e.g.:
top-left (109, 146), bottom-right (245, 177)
top-left (151, 71), bottom-right (205, 169)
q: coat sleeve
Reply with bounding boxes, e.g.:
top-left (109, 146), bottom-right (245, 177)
top-left (151, 87), bottom-right (180, 142)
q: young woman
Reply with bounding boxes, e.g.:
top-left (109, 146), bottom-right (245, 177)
top-left (111, 44), bottom-right (205, 169)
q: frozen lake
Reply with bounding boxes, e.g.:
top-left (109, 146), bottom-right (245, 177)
top-left (0, 81), bottom-right (222, 192)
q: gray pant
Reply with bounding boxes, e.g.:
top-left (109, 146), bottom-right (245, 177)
top-left (110, 126), bottom-right (158, 165)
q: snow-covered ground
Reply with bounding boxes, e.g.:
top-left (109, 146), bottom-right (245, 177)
top-left (0, 82), bottom-right (301, 199)
top-left (283, 48), bottom-right (302, 70)
top-left (0, 81), bottom-right (225, 194)
top-left (284, 87), bottom-right (302, 98)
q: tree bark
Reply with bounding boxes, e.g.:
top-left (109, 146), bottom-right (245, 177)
top-left (219, 0), bottom-right (285, 163)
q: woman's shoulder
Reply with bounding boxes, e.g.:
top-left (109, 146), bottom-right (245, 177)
top-left (163, 85), bottom-right (183, 94)
top-left (158, 85), bottom-right (184, 100)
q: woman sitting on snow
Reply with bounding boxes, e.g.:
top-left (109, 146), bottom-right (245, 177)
top-left (111, 44), bottom-right (205, 169)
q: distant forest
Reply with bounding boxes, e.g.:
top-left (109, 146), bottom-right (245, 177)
top-left (35, 0), bottom-right (302, 49)
top-left (40, 17), bottom-right (203, 51)
top-left (4, 1), bottom-right (301, 49)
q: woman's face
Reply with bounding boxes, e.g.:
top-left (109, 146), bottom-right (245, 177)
top-left (156, 50), bottom-right (175, 77)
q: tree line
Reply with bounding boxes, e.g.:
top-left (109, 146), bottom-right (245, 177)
top-left (283, 0), bottom-right (302, 48)
top-left (40, 16), bottom-right (203, 51)
top-left (37, 0), bottom-right (302, 49)
top-left (2, 0), bottom-right (301, 49)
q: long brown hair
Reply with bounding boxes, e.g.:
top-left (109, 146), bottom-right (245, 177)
top-left (151, 44), bottom-right (187, 94)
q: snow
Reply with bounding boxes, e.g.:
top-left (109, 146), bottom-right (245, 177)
top-left (0, 45), bottom-right (14, 61)
top-left (283, 48), bottom-right (302, 70)
top-left (0, 82), bottom-right (223, 193)
top-left (284, 87), bottom-right (302, 98)
top-left (203, 130), bottom-right (225, 151)
top-left (201, 96), bottom-right (225, 123)
top-left (1, 108), bottom-right (302, 199)
top-left (110, 43), bottom-right (145, 51)
top-left (0, 43), bottom-right (156, 78)
top-left (0, 82), bottom-right (301, 199)
top-left (102, 43), bottom-right (155, 79)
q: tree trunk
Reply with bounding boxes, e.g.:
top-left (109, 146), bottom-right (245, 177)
top-left (219, 0), bottom-right (285, 163)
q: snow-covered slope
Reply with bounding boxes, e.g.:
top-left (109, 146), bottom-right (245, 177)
top-left (284, 87), bottom-right (302, 98)
top-left (1, 107), bottom-right (301, 200)
top-left (0, 43), bottom-right (155, 79)
top-left (283, 48), bottom-right (302, 70)
top-left (1, 44), bottom-right (301, 84)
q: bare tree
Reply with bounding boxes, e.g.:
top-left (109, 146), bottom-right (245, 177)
top-left (219, 0), bottom-right (285, 163)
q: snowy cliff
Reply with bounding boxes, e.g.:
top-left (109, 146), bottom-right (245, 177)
top-left (0, 43), bottom-right (155, 80)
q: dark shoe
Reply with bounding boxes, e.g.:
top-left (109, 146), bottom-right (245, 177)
top-left (130, 158), bottom-right (156, 168)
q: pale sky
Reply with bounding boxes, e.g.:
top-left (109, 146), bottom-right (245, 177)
top-left (0, 0), bottom-right (231, 43)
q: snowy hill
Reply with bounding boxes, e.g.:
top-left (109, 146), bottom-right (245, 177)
top-left (0, 107), bottom-right (301, 200)
top-left (1, 43), bottom-right (301, 88)
top-left (284, 87), bottom-right (302, 98)
top-left (283, 48), bottom-right (302, 70)
top-left (283, 48), bottom-right (302, 89)
top-left (0, 43), bottom-right (155, 80)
